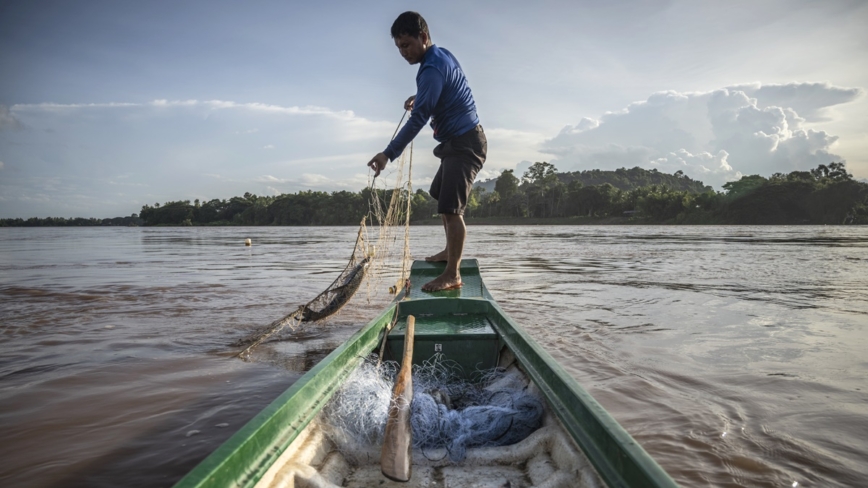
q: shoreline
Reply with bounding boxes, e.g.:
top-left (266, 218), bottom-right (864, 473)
top-left (6, 218), bottom-right (859, 227)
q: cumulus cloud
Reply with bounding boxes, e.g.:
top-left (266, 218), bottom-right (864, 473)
top-left (541, 82), bottom-right (857, 188)
top-left (651, 149), bottom-right (739, 181)
top-left (478, 127), bottom-right (550, 180)
top-left (726, 82), bottom-right (863, 122)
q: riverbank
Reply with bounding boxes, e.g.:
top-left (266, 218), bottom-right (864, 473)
top-left (0, 214), bottom-right (863, 227)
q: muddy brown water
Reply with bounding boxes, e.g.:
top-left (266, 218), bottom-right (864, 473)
top-left (1, 226), bottom-right (866, 487)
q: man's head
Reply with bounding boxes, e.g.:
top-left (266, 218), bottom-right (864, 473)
top-left (391, 11), bottom-right (431, 65)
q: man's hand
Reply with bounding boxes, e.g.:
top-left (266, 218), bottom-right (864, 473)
top-left (404, 95), bottom-right (416, 111)
top-left (367, 153), bottom-right (388, 177)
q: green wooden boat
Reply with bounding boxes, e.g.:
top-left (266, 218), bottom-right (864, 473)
top-left (175, 260), bottom-right (678, 488)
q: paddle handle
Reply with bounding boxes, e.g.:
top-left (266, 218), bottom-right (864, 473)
top-left (400, 315), bottom-right (415, 375)
top-left (381, 315), bottom-right (415, 482)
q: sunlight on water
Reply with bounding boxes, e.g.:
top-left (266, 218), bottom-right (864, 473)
top-left (1, 226), bottom-right (866, 487)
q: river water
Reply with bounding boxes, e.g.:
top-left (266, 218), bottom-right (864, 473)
top-left (1, 226), bottom-right (866, 487)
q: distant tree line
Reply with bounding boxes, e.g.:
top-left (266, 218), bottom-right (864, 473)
top-left (0, 214), bottom-right (143, 227)
top-left (475, 165), bottom-right (712, 194)
top-left (138, 189), bottom-right (381, 226)
top-left (468, 162), bottom-right (866, 224)
top-left (2, 163), bottom-right (865, 227)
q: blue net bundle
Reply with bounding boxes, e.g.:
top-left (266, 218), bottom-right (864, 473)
top-left (322, 355), bottom-right (545, 463)
top-left (410, 384), bottom-right (544, 462)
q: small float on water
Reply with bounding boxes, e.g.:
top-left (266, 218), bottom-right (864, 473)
top-left (174, 260), bottom-right (678, 488)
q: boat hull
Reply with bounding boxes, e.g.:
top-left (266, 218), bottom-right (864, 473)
top-left (174, 260), bottom-right (677, 488)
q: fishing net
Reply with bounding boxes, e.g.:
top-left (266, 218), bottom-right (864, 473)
top-left (237, 115), bottom-right (415, 359)
top-left (322, 355), bottom-right (545, 464)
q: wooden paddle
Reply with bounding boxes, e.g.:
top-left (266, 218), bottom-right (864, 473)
top-left (381, 314), bottom-right (415, 482)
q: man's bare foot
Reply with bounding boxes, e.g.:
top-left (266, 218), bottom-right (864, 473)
top-left (424, 249), bottom-right (448, 262)
top-left (422, 273), bottom-right (462, 292)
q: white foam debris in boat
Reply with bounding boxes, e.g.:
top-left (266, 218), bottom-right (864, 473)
top-left (322, 355), bottom-right (545, 463)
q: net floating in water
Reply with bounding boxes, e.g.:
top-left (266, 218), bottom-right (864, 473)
top-left (299, 257), bottom-right (370, 322)
top-left (235, 228), bottom-right (373, 358)
top-left (235, 117), bottom-right (418, 361)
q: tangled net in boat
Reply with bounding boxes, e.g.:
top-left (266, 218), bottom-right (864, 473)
top-left (322, 355), bottom-right (545, 463)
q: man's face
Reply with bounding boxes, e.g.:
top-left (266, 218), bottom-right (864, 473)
top-left (393, 33), bottom-right (429, 65)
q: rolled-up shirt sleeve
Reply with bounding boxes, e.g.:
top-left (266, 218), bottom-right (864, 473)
top-left (383, 67), bottom-right (444, 161)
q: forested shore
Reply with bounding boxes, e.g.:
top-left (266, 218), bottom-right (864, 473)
top-left (3, 163), bottom-right (865, 227)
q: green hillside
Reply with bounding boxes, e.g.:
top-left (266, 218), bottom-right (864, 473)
top-left (475, 165), bottom-right (711, 194)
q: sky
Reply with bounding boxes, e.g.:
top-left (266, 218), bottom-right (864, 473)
top-left (1, 0), bottom-right (866, 218)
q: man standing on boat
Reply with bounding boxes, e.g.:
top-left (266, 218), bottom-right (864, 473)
top-left (367, 11), bottom-right (487, 292)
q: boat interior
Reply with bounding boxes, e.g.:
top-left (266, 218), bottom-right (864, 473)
top-left (254, 356), bottom-right (603, 488)
top-left (252, 263), bottom-right (605, 488)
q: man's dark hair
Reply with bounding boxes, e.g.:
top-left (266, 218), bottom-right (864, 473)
top-left (391, 11), bottom-right (429, 39)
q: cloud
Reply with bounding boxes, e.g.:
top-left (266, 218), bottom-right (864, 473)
top-left (0, 98), bottom-right (408, 217)
top-left (4, 82), bottom-right (860, 218)
top-left (651, 149), bottom-right (740, 181)
top-left (541, 83), bottom-right (858, 188)
top-left (0, 161), bottom-right (4, 170)
top-left (298, 173), bottom-right (332, 186)
top-left (0, 105), bottom-right (24, 130)
top-left (480, 127), bottom-right (549, 177)
top-left (254, 171), bottom-right (372, 192)
top-left (258, 175), bottom-right (288, 184)
top-left (11, 99), bottom-right (395, 141)
top-left (726, 82), bottom-right (864, 122)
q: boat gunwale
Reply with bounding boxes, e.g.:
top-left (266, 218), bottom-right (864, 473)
top-left (173, 304), bottom-right (397, 488)
top-left (482, 297), bottom-right (678, 488)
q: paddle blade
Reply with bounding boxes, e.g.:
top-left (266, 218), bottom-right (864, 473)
top-left (381, 393), bottom-right (412, 481)
top-left (381, 315), bottom-right (415, 482)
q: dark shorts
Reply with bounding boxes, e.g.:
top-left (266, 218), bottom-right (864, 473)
top-left (429, 125), bottom-right (487, 215)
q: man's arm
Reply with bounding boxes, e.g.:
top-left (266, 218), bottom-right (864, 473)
top-left (383, 67), bottom-right (444, 161)
top-left (367, 68), bottom-right (444, 176)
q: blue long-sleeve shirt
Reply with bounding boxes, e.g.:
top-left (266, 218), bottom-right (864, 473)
top-left (383, 45), bottom-right (479, 161)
